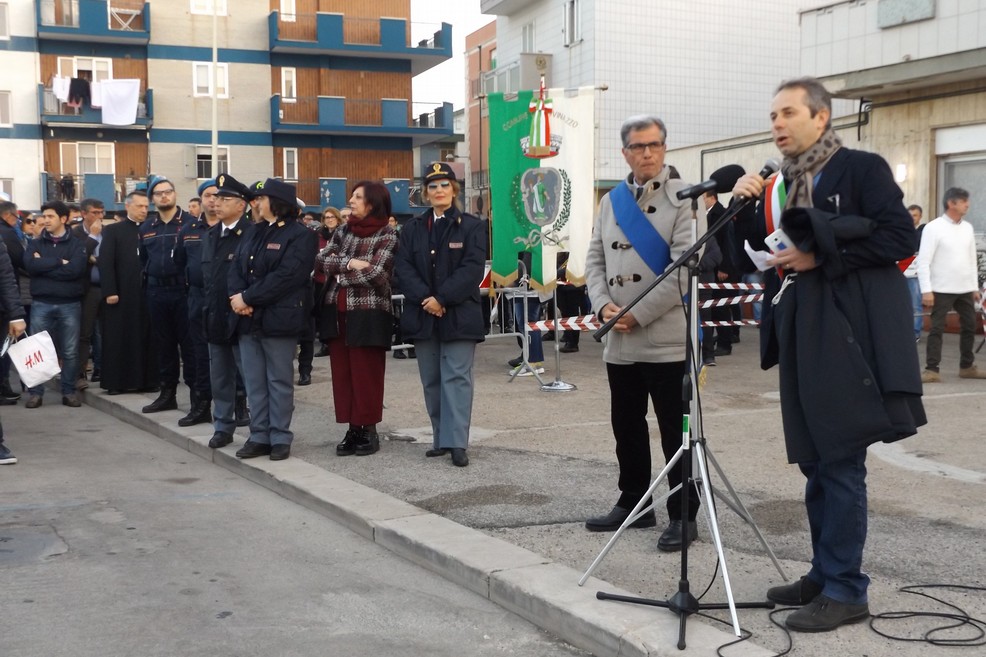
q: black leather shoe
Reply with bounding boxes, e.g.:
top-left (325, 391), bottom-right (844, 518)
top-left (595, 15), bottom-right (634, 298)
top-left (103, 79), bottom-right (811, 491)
top-left (142, 386), bottom-right (177, 413)
top-left (297, 373), bottom-right (312, 386)
top-left (785, 595), bottom-right (869, 632)
top-left (235, 441), bottom-right (272, 459)
top-left (767, 576), bottom-right (824, 606)
top-left (313, 345), bottom-right (329, 358)
top-left (451, 448), bottom-right (469, 467)
top-left (269, 444), bottom-right (291, 461)
top-left (585, 506), bottom-right (657, 532)
top-left (425, 448), bottom-right (450, 457)
top-left (392, 349), bottom-right (407, 359)
top-left (90, 369), bottom-right (101, 382)
top-left (714, 346), bottom-right (732, 357)
top-left (657, 519), bottom-right (698, 552)
top-left (208, 431), bottom-right (234, 449)
top-left (178, 399), bottom-right (213, 427)
top-left (507, 355), bottom-right (523, 368)
top-left (107, 389), bottom-right (124, 396)
top-left (336, 429), bottom-right (360, 456)
top-left (559, 343), bottom-right (579, 353)
top-left (354, 428), bottom-right (379, 456)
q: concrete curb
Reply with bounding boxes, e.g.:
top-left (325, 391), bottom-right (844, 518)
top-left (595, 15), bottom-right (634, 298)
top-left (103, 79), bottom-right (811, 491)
top-left (80, 386), bottom-right (772, 656)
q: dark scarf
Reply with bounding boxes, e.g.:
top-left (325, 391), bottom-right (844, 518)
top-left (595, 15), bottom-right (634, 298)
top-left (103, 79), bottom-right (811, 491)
top-left (781, 127), bottom-right (842, 210)
top-left (347, 214), bottom-right (387, 238)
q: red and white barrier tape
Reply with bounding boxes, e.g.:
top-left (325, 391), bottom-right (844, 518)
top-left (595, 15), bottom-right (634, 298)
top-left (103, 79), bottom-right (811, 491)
top-left (529, 315), bottom-right (761, 332)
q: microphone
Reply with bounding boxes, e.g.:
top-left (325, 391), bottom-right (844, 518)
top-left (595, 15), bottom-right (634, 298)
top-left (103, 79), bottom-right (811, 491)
top-left (676, 164), bottom-right (747, 200)
top-left (757, 158), bottom-right (781, 180)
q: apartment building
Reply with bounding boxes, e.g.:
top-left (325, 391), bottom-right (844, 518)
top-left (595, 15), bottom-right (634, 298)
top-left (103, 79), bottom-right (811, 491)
top-left (2, 0), bottom-right (452, 212)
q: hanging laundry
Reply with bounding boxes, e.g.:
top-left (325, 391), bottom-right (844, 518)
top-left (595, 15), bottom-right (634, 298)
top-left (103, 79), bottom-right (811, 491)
top-left (100, 79), bottom-right (141, 126)
top-left (68, 78), bottom-right (92, 106)
top-left (91, 81), bottom-right (103, 108)
top-left (52, 75), bottom-right (71, 103)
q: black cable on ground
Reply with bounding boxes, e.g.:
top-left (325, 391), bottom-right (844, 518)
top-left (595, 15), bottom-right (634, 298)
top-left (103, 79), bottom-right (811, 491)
top-left (869, 584), bottom-right (986, 647)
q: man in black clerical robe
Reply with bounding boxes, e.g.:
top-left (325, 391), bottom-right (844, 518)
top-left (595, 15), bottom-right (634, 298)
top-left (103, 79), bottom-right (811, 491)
top-left (99, 191), bottom-right (157, 393)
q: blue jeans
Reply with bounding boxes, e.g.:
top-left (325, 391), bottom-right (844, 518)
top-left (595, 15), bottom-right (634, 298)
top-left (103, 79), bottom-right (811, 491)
top-left (513, 296), bottom-right (544, 363)
top-left (800, 449), bottom-right (870, 605)
top-left (28, 300), bottom-right (82, 397)
top-left (906, 277), bottom-right (922, 338)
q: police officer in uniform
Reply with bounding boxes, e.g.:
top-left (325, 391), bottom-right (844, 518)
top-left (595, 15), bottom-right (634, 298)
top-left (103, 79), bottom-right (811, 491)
top-left (141, 176), bottom-right (196, 414)
top-left (394, 163), bottom-right (487, 467)
top-left (173, 178), bottom-right (218, 426)
top-left (229, 179), bottom-right (318, 461)
top-left (202, 174), bottom-right (254, 449)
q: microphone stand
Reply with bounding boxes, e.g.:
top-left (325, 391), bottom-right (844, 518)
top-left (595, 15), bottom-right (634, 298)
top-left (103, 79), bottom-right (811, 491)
top-left (581, 193), bottom-right (785, 649)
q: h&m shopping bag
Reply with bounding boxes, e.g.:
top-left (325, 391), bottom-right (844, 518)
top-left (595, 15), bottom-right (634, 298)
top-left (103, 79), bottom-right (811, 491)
top-left (6, 331), bottom-right (61, 388)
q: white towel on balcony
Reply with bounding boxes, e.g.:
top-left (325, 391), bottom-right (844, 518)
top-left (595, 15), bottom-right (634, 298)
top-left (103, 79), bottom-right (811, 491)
top-left (91, 81), bottom-right (103, 108)
top-left (100, 79), bottom-right (141, 125)
top-left (52, 75), bottom-right (71, 103)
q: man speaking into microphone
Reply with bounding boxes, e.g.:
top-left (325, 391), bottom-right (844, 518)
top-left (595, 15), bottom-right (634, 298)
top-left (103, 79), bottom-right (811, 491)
top-left (732, 77), bottom-right (925, 632)
top-left (583, 115), bottom-right (706, 552)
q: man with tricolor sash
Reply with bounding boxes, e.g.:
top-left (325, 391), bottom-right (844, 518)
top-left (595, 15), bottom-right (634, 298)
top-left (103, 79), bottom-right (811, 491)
top-left (583, 115), bottom-right (705, 553)
top-left (732, 77), bottom-right (926, 633)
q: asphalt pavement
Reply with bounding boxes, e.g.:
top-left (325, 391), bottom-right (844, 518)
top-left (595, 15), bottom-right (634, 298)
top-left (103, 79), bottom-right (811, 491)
top-left (0, 403), bottom-right (588, 657)
top-left (3, 329), bottom-right (986, 657)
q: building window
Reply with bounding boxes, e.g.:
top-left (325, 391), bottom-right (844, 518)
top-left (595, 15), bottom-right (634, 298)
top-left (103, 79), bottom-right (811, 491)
top-left (521, 21), bottom-right (535, 53)
top-left (281, 67), bottom-right (296, 102)
top-left (195, 146), bottom-right (229, 179)
top-left (0, 3), bottom-right (9, 40)
top-left (193, 63), bottom-right (229, 98)
top-left (280, 0), bottom-right (296, 22)
top-left (489, 47), bottom-right (496, 69)
top-left (283, 148), bottom-right (298, 181)
top-left (940, 152), bottom-right (986, 239)
top-left (0, 179), bottom-right (11, 200)
top-left (563, 0), bottom-right (581, 46)
top-left (190, 0), bottom-right (227, 15)
top-left (57, 56), bottom-right (113, 82)
top-left (60, 142), bottom-right (115, 175)
top-left (0, 91), bottom-right (10, 127)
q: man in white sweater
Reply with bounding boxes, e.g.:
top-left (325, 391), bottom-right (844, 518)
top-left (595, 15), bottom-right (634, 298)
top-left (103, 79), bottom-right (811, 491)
top-left (917, 187), bottom-right (985, 382)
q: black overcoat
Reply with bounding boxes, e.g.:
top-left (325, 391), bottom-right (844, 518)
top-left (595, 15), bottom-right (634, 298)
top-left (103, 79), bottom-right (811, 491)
top-left (393, 206), bottom-right (487, 343)
top-left (739, 148), bottom-right (926, 464)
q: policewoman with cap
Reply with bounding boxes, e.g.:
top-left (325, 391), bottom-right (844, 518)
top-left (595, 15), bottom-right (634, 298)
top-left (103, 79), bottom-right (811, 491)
top-left (228, 178), bottom-right (318, 461)
top-left (394, 163), bottom-right (487, 467)
top-left (316, 181), bottom-right (398, 457)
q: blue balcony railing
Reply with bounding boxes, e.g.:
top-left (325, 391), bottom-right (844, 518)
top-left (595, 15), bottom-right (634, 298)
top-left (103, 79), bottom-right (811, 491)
top-left (37, 0), bottom-right (150, 44)
top-left (39, 84), bottom-right (153, 128)
top-left (268, 12), bottom-right (451, 75)
top-left (270, 95), bottom-right (452, 145)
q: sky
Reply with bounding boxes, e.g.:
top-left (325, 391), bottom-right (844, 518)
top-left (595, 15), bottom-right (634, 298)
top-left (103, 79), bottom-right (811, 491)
top-left (410, 0), bottom-right (492, 111)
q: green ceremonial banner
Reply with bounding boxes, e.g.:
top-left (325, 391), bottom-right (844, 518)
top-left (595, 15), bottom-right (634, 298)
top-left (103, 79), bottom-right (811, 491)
top-left (487, 87), bottom-right (595, 291)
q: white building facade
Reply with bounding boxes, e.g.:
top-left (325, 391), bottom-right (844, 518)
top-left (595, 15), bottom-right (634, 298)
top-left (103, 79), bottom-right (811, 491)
top-left (481, 0), bottom-right (806, 185)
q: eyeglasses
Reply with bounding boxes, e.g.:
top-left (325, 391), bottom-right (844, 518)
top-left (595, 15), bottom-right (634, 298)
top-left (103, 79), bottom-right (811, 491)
top-left (427, 181), bottom-right (452, 190)
top-left (23, 219), bottom-right (36, 225)
top-left (625, 141), bottom-right (665, 154)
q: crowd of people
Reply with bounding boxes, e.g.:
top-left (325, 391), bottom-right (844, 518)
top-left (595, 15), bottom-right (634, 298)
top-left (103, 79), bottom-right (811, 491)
top-left (2, 76), bottom-right (984, 638)
top-left (0, 162), bottom-right (494, 468)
